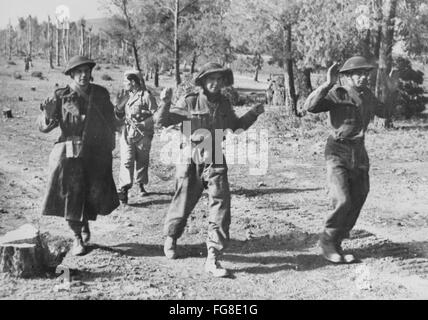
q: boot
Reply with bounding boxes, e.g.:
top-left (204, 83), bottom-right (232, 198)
top-left (320, 231), bottom-right (343, 264)
top-left (164, 236), bottom-right (178, 260)
top-left (205, 248), bottom-right (230, 278)
top-left (72, 235), bottom-right (86, 256)
top-left (82, 220), bottom-right (91, 244)
top-left (118, 187), bottom-right (129, 204)
top-left (140, 184), bottom-right (149, 197)
top-left (336, 236), bottom-right (356, 264)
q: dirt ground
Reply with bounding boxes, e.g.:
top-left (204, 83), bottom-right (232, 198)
top-left (1, 57), bottom-right (428, 300)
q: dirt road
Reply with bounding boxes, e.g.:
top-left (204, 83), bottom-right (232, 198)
top-left (1, 58), bottom-right (428, 300)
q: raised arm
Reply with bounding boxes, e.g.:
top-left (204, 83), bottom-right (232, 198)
top-left (38, 96), bottom-right (59, 133)
top-left (154, 88), bottom-right (188, 128)
top-left (304, 62), bottom-right (340, 114)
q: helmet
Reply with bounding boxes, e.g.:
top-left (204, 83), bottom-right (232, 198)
top-left (194, 62), bottom-right (234, 87)
top-left (124, 69), bottom-right (146, 89)
top-left (64, 55), bottom-right (96, 75)
top-left (124, 69), bottom-right (143, 79)
top-left (339, 56), bottom-right (376, 73)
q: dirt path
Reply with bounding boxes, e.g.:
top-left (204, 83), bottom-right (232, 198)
top-left (1, 59), bottom-right (428, 300)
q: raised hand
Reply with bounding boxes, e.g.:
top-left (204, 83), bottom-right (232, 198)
top-left (116, 89), bottom-right (129, 112)
top-left (160, 87), bottom-right (174, 104)
top-left (40, 97), bottom-right (57, 118)
top-left (326, 62), bottom-right (340, 87)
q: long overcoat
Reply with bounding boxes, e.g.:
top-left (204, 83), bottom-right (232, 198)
top-left (38, 84), bottom-right (119, 221)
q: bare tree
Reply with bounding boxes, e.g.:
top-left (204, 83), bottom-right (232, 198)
top-left (375, 0), bottom-right (398, 129)
top-left (47, 16), bottom-right (54, 68)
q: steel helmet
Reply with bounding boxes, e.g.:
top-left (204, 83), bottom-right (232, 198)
top-left (194, 62), bottom-right (234, 87)
top-left (339, 56), bottom-right (376, 73)
top-left (64, 55), bottom-right (96, 75)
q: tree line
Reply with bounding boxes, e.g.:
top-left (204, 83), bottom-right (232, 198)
top-left (1, 0), bottom-right (427, 125)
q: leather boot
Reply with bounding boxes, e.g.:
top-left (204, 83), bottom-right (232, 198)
top-left (81, 220), bottom-right (91, 244)
top-left (72, 235), bottom-right (86, 256)
top-left (140, 184), bottom-right (149, 197)
top-left (118, 187), bottom-right (129, 204)
top-left (320, 231), bottom-right (343, 264)
top-left (336, 235), bottom-right (356, 264)
top-left (205, 248), bottom-right (230, 278)
top-left (164, 236), bottom-right (178, 259)
top-left (69, 221), bottom-right (86, 256)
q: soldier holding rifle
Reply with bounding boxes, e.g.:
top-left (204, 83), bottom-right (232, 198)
top-left (115, 70), bottom-right (158, 204)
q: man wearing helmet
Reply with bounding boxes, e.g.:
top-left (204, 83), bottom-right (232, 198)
top-left (38, 55), bottom-right (120, 256)
top-left (155, 62), bottom-right (265, 277)
top-left (304, 56), bottom-right (397, 264)
top-left (115, 70), bottom-right (158, 204)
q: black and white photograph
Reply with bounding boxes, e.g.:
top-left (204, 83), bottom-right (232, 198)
top-left (0, 0), bottom-right (427, 303)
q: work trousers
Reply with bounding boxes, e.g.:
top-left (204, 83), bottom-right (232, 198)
top-left (324, 136), bottom-right (370, 240)
top-left (164, 162), bottom-right (231, 252)
top-left (119, 134), bottom-right (152, 190)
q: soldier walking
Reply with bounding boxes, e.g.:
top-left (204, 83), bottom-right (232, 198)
top-left (304, 56), bottom-right (397, 264)
top-left (155, 62), bottom-right (265, 277)
top-left (115, 70), bottom-right (158, 204)
top-left (38, 55), bottom-right (120, 256)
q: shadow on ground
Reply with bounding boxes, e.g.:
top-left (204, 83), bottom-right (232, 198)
top-left (232, 187), bottom-right (322, 197)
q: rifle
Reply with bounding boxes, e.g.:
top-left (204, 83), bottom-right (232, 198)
top-left (125, 117), bottom-right (144, 136)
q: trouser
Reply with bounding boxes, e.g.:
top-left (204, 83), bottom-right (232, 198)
top-left (164, 162), bottom-right (231, 252)
top-left (68, 219), bottom-right (88, 237)
top-left (119, 134), bottom-right (152, 190)
top-left (324, 136), bottom-right (370, 241)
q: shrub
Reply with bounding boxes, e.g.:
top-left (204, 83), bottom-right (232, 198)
top-left (393, 57), bottom-right (426, 119)
top-left (13, 72), bottom-right (22, 80)
top-left (31, 71), bottom-right (44, 79)
top-left (7, 61), bottom-right (16, 66)
top-left (95, 66), bottom-right (102, 71)
top-left (101, 74), bottom-right (113, 81)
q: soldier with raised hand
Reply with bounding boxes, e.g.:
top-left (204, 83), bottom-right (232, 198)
top-left (304, 56), bottom-right (397, 264)
top-left (155, 62), bottom-right (265, 278)
top-left (38, 55), bottom-right (120, 256)
top-left (114, 70), bottom-right (158, 204)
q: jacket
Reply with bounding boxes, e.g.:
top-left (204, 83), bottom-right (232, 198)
top-left (38, 84), bottom-right (119, 221)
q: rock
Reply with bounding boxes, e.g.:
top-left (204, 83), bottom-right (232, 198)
top-left (31, 87), bottom-right (36, 91)
top-left (0, 208), bottom-right (8, 214)
top-left (18, 97), bottom-right (23, 102)
top-left (258, 182), bottom-right (267, 187)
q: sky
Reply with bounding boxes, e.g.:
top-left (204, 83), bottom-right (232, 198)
top-left (0, 0), bottom-right (109, 28)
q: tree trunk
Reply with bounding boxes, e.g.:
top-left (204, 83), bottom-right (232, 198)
top-left (283, 24), bottom-right (298, 117)
top-left (62, 28), bottom-right (68, 63)
top-left (88, 33), bottom-right (92, 59)
top-left (154, 62), bottom-right (160, 88)
top-left (8, 24), bottom-right (13, 60)
top-left (174, 0), bottom-right (181, 86)
top-left (79, 22), bottom-right (85, 56)
top-left (56, 25), bottom-right (61, 66)
top-left (28, 15), bottom-right (33, 58)
top-left (98, 34), bottom-right (103, 59)
top-left (191, 52), bottom-right (197, 74)
top-left (132, 41), bottom-right (141, 71)
top-left (0, 225), bottom-right (45, 278)
top-left (375, 0), bottom-right (397, 129)
top-left (47, 16), bottom-right (54, 69)
top-left (303, 68), bottom-right (312, 92)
